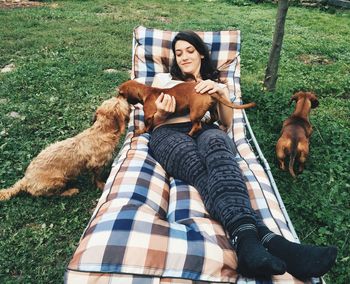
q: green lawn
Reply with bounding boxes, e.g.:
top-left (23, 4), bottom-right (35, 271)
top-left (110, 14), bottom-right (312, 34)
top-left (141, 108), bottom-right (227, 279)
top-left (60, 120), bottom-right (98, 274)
top-left (0, 0), bottom-right (349, 283)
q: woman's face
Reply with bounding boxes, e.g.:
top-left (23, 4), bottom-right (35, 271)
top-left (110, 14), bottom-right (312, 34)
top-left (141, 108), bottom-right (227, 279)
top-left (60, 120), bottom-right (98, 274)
top-left (174, 40), bottom-right (203, 79)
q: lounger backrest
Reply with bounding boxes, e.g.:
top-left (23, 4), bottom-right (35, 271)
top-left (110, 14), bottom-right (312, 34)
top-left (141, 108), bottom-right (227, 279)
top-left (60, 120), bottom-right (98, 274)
top-left (131, 26), bottom-right (242, 103)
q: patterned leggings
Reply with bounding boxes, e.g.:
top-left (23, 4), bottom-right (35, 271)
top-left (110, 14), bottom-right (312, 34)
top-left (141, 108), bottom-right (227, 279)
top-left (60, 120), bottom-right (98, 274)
top-left (149, 122), bottom-right (265, 237)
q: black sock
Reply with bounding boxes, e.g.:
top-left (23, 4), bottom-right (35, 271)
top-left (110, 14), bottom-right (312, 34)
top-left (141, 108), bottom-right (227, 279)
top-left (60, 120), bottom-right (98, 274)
top-left (232, 223), bottom-right (286, 278)
top-left (259, 227), bottom-right (338, 280)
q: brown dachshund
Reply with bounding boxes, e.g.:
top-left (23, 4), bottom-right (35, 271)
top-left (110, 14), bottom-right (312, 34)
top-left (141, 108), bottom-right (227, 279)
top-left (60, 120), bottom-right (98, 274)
top-left (117, 80), bottom-right (256, 136)
top-left (276, 91), bottom-right (319, 178)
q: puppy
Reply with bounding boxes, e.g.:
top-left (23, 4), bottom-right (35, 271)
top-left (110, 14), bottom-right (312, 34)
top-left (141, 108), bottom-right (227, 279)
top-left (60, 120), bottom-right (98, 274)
top-left (276, 91), bottom-right (319, 178)
top-left (0, 96), bottom-right (130, 200)
top-left (117, 80), bottom-right (256, 136)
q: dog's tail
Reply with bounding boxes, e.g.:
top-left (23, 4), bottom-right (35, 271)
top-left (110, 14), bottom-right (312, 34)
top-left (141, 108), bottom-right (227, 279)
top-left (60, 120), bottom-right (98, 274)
top-left (288, 140), bottom-right (297, 178)
top-left (210, 93), bottom-right (256, 109)
top-left (0, 178), bottom-right (27, 201)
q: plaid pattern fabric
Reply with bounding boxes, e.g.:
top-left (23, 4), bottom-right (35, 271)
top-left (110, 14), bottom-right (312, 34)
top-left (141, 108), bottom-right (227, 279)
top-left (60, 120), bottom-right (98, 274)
top-left (132, 27), bottom-right (240, 90)
top-left (65, 26), bottom-right (307, 284)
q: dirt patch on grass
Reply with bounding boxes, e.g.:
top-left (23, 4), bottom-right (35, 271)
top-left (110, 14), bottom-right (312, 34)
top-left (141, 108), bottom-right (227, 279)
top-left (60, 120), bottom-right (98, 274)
top-left (0, 0), bottom-right (44, 9)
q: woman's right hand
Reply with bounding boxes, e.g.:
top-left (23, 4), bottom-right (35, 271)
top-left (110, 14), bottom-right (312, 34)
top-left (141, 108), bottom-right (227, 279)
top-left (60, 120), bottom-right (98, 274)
top-left (154, 92), bottom-right (176, 125)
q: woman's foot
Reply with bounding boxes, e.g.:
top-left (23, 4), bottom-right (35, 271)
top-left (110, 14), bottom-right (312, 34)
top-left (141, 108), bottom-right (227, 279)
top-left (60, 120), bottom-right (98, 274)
top-left (259, 229), bottom-right (338, 280)
top-left (233, 224), bottom-right (286, 278)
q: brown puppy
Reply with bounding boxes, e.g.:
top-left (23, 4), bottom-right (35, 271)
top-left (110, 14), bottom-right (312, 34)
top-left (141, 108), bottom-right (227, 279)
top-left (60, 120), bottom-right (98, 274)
top-left (118, 80), bottom-right (256, 136)
top-left (276, 91), bottom-right (319, 178)
top-left (0, 96), bottom-right (130, 200)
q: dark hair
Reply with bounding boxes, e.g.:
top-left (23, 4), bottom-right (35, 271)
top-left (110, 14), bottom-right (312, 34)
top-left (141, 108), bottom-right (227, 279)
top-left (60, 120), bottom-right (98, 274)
top-left (170, 31), bottom-right (220, 82)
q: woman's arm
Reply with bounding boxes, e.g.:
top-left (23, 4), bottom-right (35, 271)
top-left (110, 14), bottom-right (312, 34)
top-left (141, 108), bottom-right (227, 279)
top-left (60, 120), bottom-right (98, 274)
top-left (152, 74), bottom-right (176, 126)
top-left (215, 86), bottom-right (233, 131)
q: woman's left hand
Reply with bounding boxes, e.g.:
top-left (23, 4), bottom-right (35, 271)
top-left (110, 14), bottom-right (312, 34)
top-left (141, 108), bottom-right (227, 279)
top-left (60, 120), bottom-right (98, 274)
top-left (195, 79), bottom-right (222, 95)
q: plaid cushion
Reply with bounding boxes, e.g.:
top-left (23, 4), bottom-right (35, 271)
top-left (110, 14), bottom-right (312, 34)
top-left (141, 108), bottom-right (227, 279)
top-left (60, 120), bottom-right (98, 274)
top-left (65, 26), bottom-right (304, 284)
top-left (132, 26), bottom-right (241, 92)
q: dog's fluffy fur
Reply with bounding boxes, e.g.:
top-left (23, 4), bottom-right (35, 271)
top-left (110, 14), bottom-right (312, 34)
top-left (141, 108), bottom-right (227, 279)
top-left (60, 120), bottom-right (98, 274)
top-left (0, 96), bottom-right (130, 200)
top-left (276, 91), bottom-right (319, 178)
top-left (118, 80), bottom-right (256, 136)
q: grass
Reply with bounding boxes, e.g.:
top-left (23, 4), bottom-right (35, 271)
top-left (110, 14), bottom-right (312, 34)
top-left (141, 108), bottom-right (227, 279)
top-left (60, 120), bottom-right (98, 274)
top-left (0, 0), bottom-right (349, 283)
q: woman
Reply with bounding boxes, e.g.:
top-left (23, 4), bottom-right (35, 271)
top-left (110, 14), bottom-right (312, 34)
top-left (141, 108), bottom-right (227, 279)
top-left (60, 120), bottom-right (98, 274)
top-left (148, 31), bottom-right (337, 279)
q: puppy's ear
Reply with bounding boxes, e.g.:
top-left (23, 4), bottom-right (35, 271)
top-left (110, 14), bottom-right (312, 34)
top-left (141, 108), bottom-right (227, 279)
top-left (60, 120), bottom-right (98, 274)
top-left (116, 84), bottom-right (127, 98)
top-left (91, 112), bottom-right (98, 125)
top-left (308, 92), bottom-right (319, 108)
top-left (288, 94), bottom-right (299, 106)
top-left (311, 97), bottom-right (319, 109)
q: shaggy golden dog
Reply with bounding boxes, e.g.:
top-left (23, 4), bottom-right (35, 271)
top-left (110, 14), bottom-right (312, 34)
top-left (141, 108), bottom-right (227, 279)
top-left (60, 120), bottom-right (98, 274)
top-left (0, 96), bottom-right (130, 200)
top-left (276, 91), bottom-right (319, 178)
top-left (118, 80), bottom-right (256, 136)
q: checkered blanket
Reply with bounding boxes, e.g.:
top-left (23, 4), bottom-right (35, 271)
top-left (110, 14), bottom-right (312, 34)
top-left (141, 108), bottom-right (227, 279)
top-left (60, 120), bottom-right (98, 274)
top-left (65, 26), bottom-right (305, 284)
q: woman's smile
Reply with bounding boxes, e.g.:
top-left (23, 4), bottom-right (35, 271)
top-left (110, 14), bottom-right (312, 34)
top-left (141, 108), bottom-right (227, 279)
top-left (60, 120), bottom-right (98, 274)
top-left (181, 62), bottom-right (191, 65)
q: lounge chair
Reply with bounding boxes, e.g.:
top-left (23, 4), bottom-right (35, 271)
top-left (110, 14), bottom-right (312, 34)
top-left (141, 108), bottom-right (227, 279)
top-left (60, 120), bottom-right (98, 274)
top-left (65, 26), bottom-right (323, 284)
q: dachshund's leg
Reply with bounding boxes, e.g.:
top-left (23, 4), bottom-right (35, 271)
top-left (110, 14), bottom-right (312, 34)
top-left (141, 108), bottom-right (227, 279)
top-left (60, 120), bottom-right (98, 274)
top-left (143, 116), bottom-right (154, 133)
top-left (278, 159), bottom-right (286, 171)
top-left (137, 102), bottom-right (157, 135)
top-left (188, 121), bottom-right (202, 136)
top-left (188, 104), bottom-right (210, 136)
top-left (276, 138), bottom-right (288, 171)
top-left (205, 107), bottom-right (218, 125)
top-left (134, 117), bottom-right (150, 135)
top-left (135, 116), bottom-right (153, 135)
top-left (298, 163), bottom-right (305, 174)
top-left (135, 128), bottom-right (147, 136)
top-left (297, 141), bottom-right (309, 174)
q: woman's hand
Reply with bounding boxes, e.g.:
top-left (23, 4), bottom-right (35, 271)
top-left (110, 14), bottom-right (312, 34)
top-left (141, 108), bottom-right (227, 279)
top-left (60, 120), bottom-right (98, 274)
top-left (153, 92), bottom-right (176, 125)
top-left (195, 79), bottom-right (224, 95)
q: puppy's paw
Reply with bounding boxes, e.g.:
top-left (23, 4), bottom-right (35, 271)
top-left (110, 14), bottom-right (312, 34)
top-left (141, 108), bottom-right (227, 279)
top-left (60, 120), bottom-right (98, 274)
top-left (96, 181), bottom-right (105, 191)
top-left (278, 161), bottom-right (286, 171)
top-left (135, 128), bottom-right (146, 136)
top-left (61, 188), bottom-right (79, 196)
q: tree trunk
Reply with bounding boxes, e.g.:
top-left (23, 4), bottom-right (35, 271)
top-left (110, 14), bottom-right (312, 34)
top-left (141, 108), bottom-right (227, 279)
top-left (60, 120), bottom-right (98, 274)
top-left (264, 0), bottom-right (289, 92)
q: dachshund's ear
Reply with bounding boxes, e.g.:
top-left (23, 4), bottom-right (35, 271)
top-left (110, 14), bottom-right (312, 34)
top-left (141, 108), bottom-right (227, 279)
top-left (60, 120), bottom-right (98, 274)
top-left (288, 94), bottom-right (299, 106)
top-left (311, 97), bottom-right (319, 108)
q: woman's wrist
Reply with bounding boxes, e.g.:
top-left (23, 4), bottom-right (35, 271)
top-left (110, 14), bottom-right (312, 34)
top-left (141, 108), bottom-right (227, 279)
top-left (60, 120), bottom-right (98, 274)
top-left (153, 111), bottom-right (168, 126)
